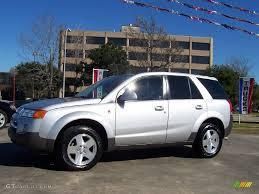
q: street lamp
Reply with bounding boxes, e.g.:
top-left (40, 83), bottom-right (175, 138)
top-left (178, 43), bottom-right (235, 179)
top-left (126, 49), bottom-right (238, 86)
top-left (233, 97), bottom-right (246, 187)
top-left (62, 28), bottom-right (71, 98)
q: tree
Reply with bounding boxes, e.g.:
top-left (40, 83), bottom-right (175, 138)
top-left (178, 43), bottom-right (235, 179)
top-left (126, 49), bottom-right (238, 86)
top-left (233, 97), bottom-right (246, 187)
top-left (128, 17), bottom-right (184, 72)
top-left (19, 15), bottom-right (61, 65)
top-left (18, 15), bottom-right (63, 96)
top-left (88, 43), bottom-right (129, 75)
top-left (14, 62), bottom-right (62, 99)
top-left (226, 56), bottom-right (252, 77)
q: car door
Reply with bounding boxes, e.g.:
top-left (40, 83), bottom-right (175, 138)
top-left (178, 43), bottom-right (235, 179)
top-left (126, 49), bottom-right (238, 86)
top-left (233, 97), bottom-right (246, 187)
top-left (166, 75), bottom-right (207, 143)
top-left (115, 75), bottom-right (168, 146)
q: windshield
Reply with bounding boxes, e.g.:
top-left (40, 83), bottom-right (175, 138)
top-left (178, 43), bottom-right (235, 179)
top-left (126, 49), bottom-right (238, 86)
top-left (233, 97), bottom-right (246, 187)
top-left (75, 75), bottom-right (132, 99)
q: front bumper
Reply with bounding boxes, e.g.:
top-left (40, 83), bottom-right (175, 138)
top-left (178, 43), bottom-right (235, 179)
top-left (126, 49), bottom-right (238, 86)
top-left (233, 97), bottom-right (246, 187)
top-left (8, 126), bottom-right (55, 153)
top-left (225, 114), bottom-right (233, 137)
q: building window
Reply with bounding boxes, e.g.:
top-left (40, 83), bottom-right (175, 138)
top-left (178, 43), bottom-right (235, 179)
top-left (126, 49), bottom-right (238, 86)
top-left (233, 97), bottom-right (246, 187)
top-left (108, 37), bottom-right (126, 46)
top-left (85, 50), bottom-right (91, 58)
top-left (151, 53), bottom-right (169, 62)
top-left (129, 38), bottom-right (148, 47)
top-left (66, 36), bottom-right (83, 44)
top-left (65, 64), bottom-right (76, 72)
top-left (66, 49), bottom-right (83, 58)
top-left (192, 42), bottom-right (210, 51)
top-left (176, 41), bottom-right (190, 49)
top-left (0, 73), bottom-right (10, 85)
top-left (86, 36), bottom-right (105, 44)
top-left (172, 55), bottom-right (190, 63)
top-left (191, 69), bottom-right (206, 75)
top-left (128, 52), bottom-right (148, 61)
top-left (172, 68), bottom-right (189, 73)
top-left (151, 40), bottom-right (170, 48)
top-left (192, 56), bottom-right (210, 64)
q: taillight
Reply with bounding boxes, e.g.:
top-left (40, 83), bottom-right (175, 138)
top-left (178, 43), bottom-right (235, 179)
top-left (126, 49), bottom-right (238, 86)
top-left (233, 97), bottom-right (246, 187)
top-left (227, 99), bottom-right (233, 113)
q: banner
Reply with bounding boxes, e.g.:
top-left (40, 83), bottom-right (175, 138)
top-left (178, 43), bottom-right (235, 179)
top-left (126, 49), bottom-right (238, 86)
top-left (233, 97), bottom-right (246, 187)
top-left (169, 0), bottom-right (259, 27)
top-left (121, 0), bottom-right (259, 38)
top-left (239, 77), bottom-right (255, 114)
top-left (92, 68), bottom-right (109, 84)
top-left (201, 0), bottom-right (259, 16)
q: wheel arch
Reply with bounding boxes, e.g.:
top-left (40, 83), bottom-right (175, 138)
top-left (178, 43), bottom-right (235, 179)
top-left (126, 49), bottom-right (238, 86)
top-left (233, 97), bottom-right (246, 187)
top-left (54, 119), bottom-right (109, 152)
top-left (198, 117), bottom-right (225, 137)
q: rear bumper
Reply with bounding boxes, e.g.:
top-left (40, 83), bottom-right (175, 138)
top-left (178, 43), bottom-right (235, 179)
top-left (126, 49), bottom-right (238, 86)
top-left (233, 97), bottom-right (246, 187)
top-left (225, 114), bottom-right (233, 137)
top-left (8, 126), bottom-right (54, 153)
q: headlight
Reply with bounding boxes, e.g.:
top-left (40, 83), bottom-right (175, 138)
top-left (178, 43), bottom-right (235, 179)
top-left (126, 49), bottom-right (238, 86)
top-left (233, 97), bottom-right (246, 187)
top-left (10, 104), bottom-right (16, 111)
top-left (21, 109), bottom-right (35, 118)
top-left (21, 109), bottom-right (47, 119)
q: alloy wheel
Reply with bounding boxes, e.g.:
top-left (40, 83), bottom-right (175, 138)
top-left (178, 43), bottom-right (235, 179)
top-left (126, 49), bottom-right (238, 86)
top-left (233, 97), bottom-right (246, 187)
top-left (67, 134), bottom-right (97, 166)
top-left (202, 129), bottom-right (220, 154)
top-left (0, 113), bottom-right (6, 128)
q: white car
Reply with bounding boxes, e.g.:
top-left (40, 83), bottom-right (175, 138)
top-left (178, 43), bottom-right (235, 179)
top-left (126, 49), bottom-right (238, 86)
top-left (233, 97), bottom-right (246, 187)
top-left (9, 72), bottom-right (232, 170)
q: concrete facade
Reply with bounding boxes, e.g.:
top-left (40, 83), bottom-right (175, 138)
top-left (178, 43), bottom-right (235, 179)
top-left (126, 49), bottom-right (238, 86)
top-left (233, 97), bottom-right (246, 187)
top-left (59, 26), bottom-right (213, 81)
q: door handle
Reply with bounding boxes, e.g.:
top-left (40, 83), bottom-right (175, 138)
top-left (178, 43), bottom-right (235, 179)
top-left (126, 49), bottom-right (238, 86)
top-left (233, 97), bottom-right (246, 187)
top-left (155, 106), bottom-right (164, 111)
top-left (195, 105), bottom-right (203, 110)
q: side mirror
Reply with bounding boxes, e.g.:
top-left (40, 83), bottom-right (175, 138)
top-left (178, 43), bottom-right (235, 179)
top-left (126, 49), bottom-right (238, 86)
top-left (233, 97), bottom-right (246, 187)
top-left (117, 90), bottom-right (137, 104)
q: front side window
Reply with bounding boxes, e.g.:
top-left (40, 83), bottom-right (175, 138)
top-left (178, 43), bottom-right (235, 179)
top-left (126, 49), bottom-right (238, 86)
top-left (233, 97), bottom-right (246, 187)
top-left (125, 76), bottom-right (163, 101)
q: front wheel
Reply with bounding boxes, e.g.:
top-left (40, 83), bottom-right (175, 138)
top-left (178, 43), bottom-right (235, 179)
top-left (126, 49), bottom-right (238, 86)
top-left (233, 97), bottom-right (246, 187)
top-left (0, 110), bottom-right (8, 129)
top-left (56, 125), bottom-right (103, 171)
top-left (193, 123), bottom-right (223, 158)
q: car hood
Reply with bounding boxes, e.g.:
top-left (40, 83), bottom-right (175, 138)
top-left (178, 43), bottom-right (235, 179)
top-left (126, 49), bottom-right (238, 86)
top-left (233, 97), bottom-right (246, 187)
top-left (20, 97), bottom-right (102, 111)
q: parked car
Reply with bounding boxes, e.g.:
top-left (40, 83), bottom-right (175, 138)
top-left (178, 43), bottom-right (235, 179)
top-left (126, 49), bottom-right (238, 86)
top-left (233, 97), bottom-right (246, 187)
top-left (8, 72), bottom-right (232, 170)
top-left (0, 100), bottom-right (16, 129)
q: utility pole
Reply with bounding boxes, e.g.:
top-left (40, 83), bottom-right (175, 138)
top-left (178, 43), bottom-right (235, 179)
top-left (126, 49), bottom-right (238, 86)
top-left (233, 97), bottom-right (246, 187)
top-left (10, 68), bottom-right (16, 104)
top-left (49, 47), bottom-right (54, 98)
top-left (62, 28), bottom-right (71, 98)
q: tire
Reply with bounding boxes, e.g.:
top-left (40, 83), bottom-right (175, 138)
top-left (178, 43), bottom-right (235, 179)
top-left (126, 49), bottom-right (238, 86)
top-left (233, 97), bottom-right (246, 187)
top-left (193, 123), bottom-right (223, 158)
top-left (0, 109), bottom-right (8, 129)
top-left (56, 125), bottom-right (103, 171)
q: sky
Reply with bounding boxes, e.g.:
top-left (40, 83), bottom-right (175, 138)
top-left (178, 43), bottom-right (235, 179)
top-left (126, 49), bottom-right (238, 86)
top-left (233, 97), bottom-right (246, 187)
top-left (0, 0), bottom-right (258, 81)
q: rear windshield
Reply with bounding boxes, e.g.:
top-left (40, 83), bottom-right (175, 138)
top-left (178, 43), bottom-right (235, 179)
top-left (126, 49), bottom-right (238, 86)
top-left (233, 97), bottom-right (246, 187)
top-left (198, 78), bottom-right (228, 99)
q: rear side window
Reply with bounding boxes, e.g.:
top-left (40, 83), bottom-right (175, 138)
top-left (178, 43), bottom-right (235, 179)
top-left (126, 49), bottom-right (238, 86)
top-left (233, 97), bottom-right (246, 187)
top-left (189, 80), bottom-right (203, 99)
top-left (198, 78), bottom-right (227, 99)
top-left (168, 76), bottom-right (203, 99)
top-left (168, 76), bottom-right (190, 99)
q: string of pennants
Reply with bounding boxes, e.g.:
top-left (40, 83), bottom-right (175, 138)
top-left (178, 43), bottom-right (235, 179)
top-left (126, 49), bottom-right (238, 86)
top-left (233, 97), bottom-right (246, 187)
top-left (201, 0), bottom-right (259, 16)
top-left (121, 0), bottom-right (259, 37)
top-left (169, 0), bottom-right (259, 26)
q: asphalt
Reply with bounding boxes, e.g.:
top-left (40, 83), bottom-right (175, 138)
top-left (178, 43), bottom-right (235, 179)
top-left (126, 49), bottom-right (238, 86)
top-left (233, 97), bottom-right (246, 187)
top-left (0, 127), bottom-right (258, 194)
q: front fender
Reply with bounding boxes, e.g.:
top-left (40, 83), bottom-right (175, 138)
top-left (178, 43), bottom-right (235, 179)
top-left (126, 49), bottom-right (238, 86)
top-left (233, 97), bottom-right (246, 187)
top-left (42, 111), bottom-right (114, 141)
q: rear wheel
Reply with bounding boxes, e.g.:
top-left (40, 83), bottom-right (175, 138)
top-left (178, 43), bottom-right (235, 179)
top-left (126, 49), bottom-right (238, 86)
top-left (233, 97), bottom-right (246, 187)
top-left (56, 125), bottom-right (103, 170)
top-left (193, 123), bottom-right (223, 158)
top-left (0, 110), bottom-right (7, 129)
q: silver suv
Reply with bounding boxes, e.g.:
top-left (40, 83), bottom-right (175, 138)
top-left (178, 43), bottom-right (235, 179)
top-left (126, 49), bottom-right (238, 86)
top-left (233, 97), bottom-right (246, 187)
top-left (8, 72), bottom-right (232, 170)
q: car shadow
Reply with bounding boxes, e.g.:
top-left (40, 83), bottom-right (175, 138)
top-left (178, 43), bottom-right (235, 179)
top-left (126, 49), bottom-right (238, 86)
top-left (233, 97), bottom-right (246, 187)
top-left (101, 146), bottom-right (196, 162)
top-left (0, 143), bottom-right (196, 170)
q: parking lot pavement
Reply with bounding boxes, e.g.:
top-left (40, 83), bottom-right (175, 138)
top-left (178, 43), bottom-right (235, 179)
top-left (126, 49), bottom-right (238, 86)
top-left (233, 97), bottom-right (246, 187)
top-left (0, 128), bottom-right (258, 194)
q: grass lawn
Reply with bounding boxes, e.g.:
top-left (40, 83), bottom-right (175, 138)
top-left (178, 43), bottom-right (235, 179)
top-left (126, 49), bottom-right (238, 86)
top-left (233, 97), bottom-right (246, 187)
top-left (251, 112), bottom-right (259, 117)
top-left (232, 122), bottom-right (259, 135)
